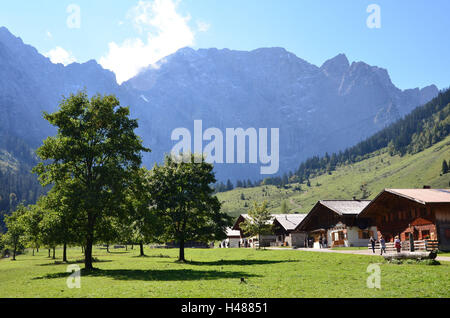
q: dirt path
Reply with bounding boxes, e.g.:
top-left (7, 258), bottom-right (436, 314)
top-left (268, 247), bottom-right (450, 262)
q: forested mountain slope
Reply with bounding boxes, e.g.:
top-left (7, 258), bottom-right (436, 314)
top-left (217, 135), bottom-right (450, 218)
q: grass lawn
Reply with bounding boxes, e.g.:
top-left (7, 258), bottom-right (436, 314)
top-left (0, 247), bottom-right (449, 298)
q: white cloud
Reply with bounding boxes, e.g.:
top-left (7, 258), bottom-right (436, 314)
top-left (46, 31), bottom-right (53, 38)
top-left (100, 0), bottom-right (196, 84)
top-left (45, 46), bottom-right (77, 66)
top-left (196, 21), bottom-right (210, 32)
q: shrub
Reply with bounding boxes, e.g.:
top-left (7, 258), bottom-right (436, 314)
top-left (387, 259), bottom-right (403, 265)
top-left (418, 259), bottom-right (441, 266)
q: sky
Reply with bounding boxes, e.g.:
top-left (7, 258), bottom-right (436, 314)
top-left (0, 0), bottom-right (448, 88)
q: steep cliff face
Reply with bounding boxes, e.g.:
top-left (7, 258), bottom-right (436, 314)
top-left (0, 27), bottom-right (439, 181)
top-left (0, 27), bottom-right (122, 147)
top-left (123, 47), bottom-right (438, 180)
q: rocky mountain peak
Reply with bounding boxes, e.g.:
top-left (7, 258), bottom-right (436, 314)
top-left (321, 53), bottom-right (350, 79)
top-left (0, 26), bottom-right (440, 181)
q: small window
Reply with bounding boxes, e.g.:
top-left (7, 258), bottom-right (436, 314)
top-left (422, 230), bottom-right (430, 240)
top-left (359, 230), bottom-right (372, 240)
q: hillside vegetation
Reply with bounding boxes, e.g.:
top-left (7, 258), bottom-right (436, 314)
top-left (0, 135), bottom-right (45, 227)
top-left (217, 135), bottom-right (450, 218)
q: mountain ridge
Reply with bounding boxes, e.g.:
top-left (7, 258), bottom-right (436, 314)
top-left (0, 26), bottom-right (441, 183)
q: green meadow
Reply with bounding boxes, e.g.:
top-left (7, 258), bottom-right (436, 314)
top-left (217, 136), bottom-right (450, 218)
top-left (0, 247), bottom-right (448, 298)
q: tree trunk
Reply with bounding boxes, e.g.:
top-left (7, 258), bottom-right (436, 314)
top-left (125, 245), bottom-right (128, 251)
top-left (63, 243), bottom-right (67, 262)
top-left (131, 245), bottom-right (134, 250)
top-left (52, 247), bottom-right (56, 259)
top-left (179, 239), bottom-right (185, 262)
top-left (84, 215), bottom-right (95, 271)
top-left (48, 249), bottom-right (51, 258)
top-left (12, 244), bottom-right (17, 261)
top-left (81, 246), bottom-right (84, 254)
top-left (32, 248), bottom-right (35, 256)
top-left (139, 242), bottom-right (145, 256)
top-left (106, 244), bottom-right (110, 253)
top-left (85, 238), bottom-right (93, 271)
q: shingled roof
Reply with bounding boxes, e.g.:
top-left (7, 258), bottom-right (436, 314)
top-left (233, 214), bottom-right (306, 231)
top-left (319, 200), bottom-right (371, 215)
top-left (384, 189), bottom-right (450, 204)
top-left (359, 189), bottom-right (450, 218)
top-left (273, 214), bottom-right (306, 231)
top-left (226, 228), bottom-right (241, 237)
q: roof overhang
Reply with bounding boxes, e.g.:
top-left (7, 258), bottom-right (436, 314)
top-left (359, 189), bottom-right (450, 218)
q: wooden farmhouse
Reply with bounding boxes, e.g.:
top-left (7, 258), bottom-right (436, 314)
top-left (296, 200), bottom-right (376, 248)
top-left (232, 214), bottom-right (307, 248)
top-left (272, 214), bottom-right (307, 247)
top-left (359, 189), bottom-right (450, 251)
top-left (232, 214), bottom-right (276, 248)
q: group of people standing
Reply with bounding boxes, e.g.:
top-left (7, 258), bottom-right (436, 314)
top-left (369, 235), bottom-right (402, 254)
top-left (219, 240), bottom-right (230, 248)
top-left (318, 235), bottom-right (328, 248)
top-left (305, 236), bottom-right (329, 248)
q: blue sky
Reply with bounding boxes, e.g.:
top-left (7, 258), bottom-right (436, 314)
top-left (0, 0), bottom-right (448, 88)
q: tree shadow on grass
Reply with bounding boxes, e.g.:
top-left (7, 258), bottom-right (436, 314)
top-left (105, 251), bottom-right (131, 254)
top-left (187, 259), bottom-right (299, 266)
top-left (34, 268), bottom-right (261, 281)
top-left (38, 258), bottom-right (112, 266)
top-left (132, 254), bottom-right (173, 259)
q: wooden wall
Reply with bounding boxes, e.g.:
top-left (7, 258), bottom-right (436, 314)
top-left (435, 206), bottom-right (450, 251)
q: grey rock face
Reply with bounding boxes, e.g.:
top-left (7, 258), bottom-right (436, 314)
top-left (0, 27), bottom-right (439, 181)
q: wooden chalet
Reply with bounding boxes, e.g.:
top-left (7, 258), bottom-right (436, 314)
top-left (232, 214), bottom-right (276, 247)
top-left (272, 214), bottom-right (307, 247)
top-left (359, 189), bottom-right (450, 251)
top-left (232, 214), bottom-right (306, 247)
top-left (296, 200), bottom-right (376, 248)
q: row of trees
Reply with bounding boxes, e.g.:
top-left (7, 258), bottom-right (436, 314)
top-left (214, 172), bottom-right (298, 194)
top-left (214, 178), bottom-right (261, 193)
top-left (1, 92), bottom-right (231, 268)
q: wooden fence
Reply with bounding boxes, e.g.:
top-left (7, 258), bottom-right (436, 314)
top-left (368, 240), bottom-right (439, 252)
